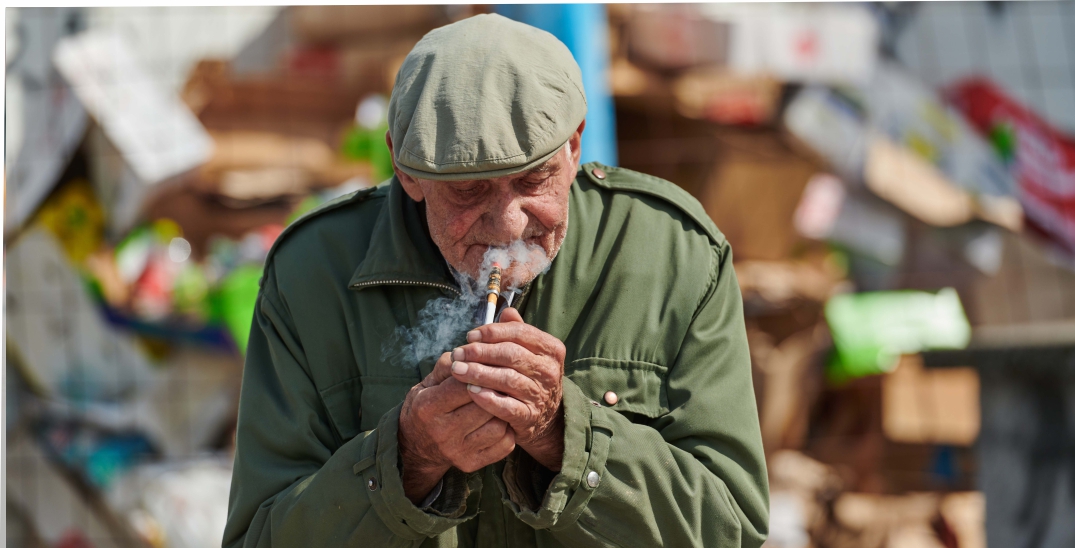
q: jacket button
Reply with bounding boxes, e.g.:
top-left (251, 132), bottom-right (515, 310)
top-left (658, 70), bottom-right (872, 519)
top-left (367, 477), bottom-right (378, 491)
top-left (592, 168), bottom-right (606, 179)
top-left (604, 391), bottom-right (618, 405)
top-left (586, 470), bottom-right (600, 488)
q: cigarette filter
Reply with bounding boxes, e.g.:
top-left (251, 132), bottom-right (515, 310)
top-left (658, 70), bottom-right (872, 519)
top-left (484, 263), bottom-right (502, 325)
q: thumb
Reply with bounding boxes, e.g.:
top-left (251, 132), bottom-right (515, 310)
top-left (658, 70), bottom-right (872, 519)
top-left (422, 352), bottom-right (454, 387)
top-left (499, 306), bottom-right (525, 323)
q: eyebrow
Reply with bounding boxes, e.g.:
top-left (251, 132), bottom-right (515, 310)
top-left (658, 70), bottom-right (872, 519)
top-left (526, 160), bottom-right (561, 177)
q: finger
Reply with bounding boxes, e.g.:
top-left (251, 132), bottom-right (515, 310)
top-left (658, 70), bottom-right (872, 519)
top-left (453, 342), bottom-right (533, 372)
top-left (467, 386), bottom-right (533, 426)
top-left (465, 321), bottom-right (565, 362)
top-left (472, 427), bottom-right (516, 465)
top-left (462, 417), bottom-right (509, 447)
top-left (422, 352), bottom-right (455, 387)
top-left (445, 402), bottom-right (495, 436)
top-left (457, 427), bottom-right (516, 472)
top-left (499, 307), bottom-right (524, 323)
top-left (451, 361), bottom-right (538, 401)
top-left (418, 377), bottom-right (476, 414)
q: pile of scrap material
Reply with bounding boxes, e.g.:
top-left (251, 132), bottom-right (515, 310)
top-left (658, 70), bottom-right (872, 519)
top-left (174, 6), bottom-right (479, 212)
top-left (6, 226), bottom-right (244, 548)
top-left (4, 8), bottom-right (461, 547)
top-left (606, 10), bottom-right (1062, 548)
top-left (609, 4), bottom-right (881, 128)
top-left (766, 451), bottom-right (985, 548)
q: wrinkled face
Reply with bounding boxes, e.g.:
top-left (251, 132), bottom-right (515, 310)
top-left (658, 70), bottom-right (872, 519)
top-left (390, 126), bottom-right (583, 288)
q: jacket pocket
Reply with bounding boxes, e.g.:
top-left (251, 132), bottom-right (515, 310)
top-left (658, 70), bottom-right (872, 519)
top-left (566, 357), bottom-right (668, 418)
top-left (320, 377), bottom-right (364, 442)
top-left (358, 376), bottom-right (416, 431)
top-left (320, 376), bottom-right (418, 441)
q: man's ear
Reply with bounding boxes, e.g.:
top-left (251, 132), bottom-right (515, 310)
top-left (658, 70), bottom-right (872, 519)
top-left (569, 120), bottom-right (585, 167)
top-left (386, 131), bottom-right (425, 203)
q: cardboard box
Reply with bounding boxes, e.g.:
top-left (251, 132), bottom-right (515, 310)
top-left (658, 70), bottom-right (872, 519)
top-left (184, 60), bottom-right (363, 145)
top-left (752, 325), bottom-right (827, 453)
top-left (197, 130), bottom-right (370, 197)
top-left (696, 131), bottom-right (822, 261)
top-left (832, 492), bottom-right (981, 548)
top-left (290, 5), bottom-right (449, 46)
top-left (624, 5), bottom-right (731, 72)
top-left (767, 451), bottom-right (984, 548)
top-left (882, 355), bottom-right (980, 446)
top-left (285, 38), bottom-right (420, 94)
top-left (672, 69), bottom-right (782, 127)
top-left (967, 230), bottom-right (1075, 327)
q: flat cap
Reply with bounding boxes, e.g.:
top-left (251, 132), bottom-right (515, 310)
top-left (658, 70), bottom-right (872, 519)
top-left (387, 14), bottom-right (587, 181)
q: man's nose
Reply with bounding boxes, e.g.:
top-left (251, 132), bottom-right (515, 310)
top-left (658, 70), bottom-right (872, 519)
top-left (485, 190), bottom-right (530, 240)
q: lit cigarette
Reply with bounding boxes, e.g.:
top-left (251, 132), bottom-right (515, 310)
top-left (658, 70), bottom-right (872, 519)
top-left (483, 263), bottom-right (502, 325)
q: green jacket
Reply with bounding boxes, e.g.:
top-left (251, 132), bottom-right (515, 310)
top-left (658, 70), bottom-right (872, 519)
top-left (223, 163), bottom-right (769, 547)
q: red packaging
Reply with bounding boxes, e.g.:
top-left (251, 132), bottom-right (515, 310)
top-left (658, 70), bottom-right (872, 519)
top-left (946, 78), bottom-right (1075, 254)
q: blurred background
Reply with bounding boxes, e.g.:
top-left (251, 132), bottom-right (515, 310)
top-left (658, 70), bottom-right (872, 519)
top-left (5, 3), bottom-right (1075, 547)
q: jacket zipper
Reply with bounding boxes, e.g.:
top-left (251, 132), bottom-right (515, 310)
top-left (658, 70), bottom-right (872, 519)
top-left (350, 279), bottom-right (462, 296)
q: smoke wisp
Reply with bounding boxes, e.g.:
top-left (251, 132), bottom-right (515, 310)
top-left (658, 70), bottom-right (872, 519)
top-left (381, 240), bottom-right (552, 371)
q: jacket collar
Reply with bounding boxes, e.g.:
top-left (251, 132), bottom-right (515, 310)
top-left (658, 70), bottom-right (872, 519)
top-left (348, 178), bottom-right (461, 295)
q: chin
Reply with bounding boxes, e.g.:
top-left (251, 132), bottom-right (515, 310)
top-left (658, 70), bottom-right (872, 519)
top-left (455, 246), bottom-right (488, 280)
top-left (500, 265), bottom-right (538, 289)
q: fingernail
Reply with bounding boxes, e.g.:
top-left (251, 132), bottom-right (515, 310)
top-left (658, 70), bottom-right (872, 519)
top-left (468, 384), bottom-right (482, 394)
top-left (452, 361), bottom-right (469, 375)
top-left (467, 330), bottom-right (481, 342)
top-left (452, 347), bottom-right (464, 361)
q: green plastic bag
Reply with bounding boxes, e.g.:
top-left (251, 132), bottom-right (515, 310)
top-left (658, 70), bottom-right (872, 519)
top-left (217, 265), bottom-right (263, 355)
top-left (825, 287), bottom-right (971, 383)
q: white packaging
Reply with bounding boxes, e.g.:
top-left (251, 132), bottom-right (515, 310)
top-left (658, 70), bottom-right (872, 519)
top-left (700, 4), bottom-right (879, 86)
top-left (52, 30), bottom-right (214, 185)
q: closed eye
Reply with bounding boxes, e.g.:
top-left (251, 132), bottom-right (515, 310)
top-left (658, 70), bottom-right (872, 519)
top-left (517, 177), bottom-right (551, 194)
top-left (450, 183), bottom-right (487, 202)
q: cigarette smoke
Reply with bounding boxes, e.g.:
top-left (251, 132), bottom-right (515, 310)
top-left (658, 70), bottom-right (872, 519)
top-left (381, 240), bottom-right (552, 372)
top-left (479, 239), bottom-right (553, 292)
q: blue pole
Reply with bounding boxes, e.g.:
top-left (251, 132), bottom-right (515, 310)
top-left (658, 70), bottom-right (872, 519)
top-left (495, 4), bottom-right (619, 167)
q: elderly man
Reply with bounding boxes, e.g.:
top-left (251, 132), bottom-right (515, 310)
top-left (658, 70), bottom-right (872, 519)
top-left (224, 14), bottom-right (768, 548)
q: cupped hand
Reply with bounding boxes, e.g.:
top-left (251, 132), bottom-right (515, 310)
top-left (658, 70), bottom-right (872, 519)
top-left (449, 307), bottom-right (566, 470)
top-left (398, 352), bottom-right (516, 503)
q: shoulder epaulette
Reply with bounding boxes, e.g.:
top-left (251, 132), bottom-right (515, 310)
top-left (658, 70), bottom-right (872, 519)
top-left (579, 162), bottom-right (726, 246)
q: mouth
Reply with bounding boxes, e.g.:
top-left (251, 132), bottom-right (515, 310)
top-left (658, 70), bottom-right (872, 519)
top-left (470, 235), bottom-right (545, 252)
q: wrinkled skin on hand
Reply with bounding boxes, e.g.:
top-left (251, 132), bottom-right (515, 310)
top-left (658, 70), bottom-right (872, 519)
top-left (397, 352), bottom-right (516, 503)
top-left (397, 308), bottom-right (567, 503)
top-left (449, 307), bottom-right (566, 471)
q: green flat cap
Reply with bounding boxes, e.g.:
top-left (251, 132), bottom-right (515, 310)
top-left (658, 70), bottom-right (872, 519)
top-left (387, 13), bottom-right (587, 181)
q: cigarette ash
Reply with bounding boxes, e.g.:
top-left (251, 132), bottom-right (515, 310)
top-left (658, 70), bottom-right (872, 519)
top-left (381, 240), bottom-right (552, 371)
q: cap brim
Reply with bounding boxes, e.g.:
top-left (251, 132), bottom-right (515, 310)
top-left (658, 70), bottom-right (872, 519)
top-left (394, 140), bottom-right (565, 182)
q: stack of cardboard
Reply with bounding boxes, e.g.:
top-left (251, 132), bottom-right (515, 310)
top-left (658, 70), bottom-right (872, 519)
top-left (608, 5), bottom-right (784, 128)
top-left (767, 451), bottom-right (985, 548)
top-left (698, 131), bottom-right (825, 261)
top-left (167, 6), bottom-right (468, 230)
top-left (882, 355), bottom-right (980, 447)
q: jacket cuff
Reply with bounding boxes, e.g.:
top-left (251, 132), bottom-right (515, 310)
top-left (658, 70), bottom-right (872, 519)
top-left (502, 447), bottom-right (558, 512)
top-left (425, 468), bottom-right (473, 518)
top-left (418, 478), bottom-right (443, 510)
top-left (362, 402), bottom-right (483, 538)
top-left (495, 378), bottom-right (613, 530)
